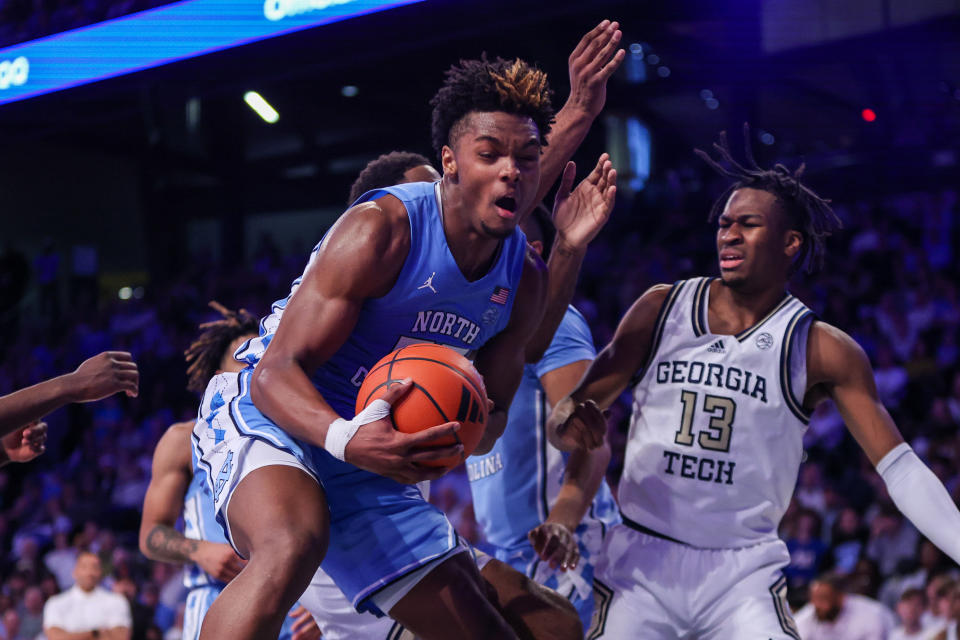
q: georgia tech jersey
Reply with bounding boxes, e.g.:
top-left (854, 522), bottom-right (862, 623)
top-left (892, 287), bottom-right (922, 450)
top-left (622, 277), bottom-right (813, 549)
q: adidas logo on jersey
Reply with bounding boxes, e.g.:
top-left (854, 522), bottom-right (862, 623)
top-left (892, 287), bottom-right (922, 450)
top-left (707, 340), bottom-right (726, 354)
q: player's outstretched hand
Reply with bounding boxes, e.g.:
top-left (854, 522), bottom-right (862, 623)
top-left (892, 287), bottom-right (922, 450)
top-left (1, 421), bottom-right (47, 464)
top-left (529, 522), bottom-right (579, 572)
top-left (555, 399), bottom-right (607, 451)
top-left (67, 351), bottom-right (139, 401)
top-left (345, 379), bottom-right (464, 484)
top-left (288, 605), bottom-right (322, 640)
top-left (566, 20), bottom-right (625, 120)
top-left (194, 541), bottom-right (247, 583)
top-left (552, 155), bottom-right (617, 253)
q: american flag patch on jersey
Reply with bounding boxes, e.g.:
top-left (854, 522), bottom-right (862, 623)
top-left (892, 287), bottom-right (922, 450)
top-left (490, 286), bottom-right (510, 305)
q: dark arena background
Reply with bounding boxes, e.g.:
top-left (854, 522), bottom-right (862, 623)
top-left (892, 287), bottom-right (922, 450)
top-left (1, 0), bottom-right (959, 637)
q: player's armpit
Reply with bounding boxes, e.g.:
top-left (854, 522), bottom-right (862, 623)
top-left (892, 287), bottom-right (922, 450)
top-left (250, 196), bottom-right (411, 448)
top-left (806, 321), bottom-right (904, 465)
top-left (473, 250), bottom-right (548, 454)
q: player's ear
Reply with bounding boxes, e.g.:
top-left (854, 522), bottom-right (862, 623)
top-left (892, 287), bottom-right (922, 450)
top-left (784, 229), bottom-right (802, 259)
top-left (440, 145), bottom-right (457, 180)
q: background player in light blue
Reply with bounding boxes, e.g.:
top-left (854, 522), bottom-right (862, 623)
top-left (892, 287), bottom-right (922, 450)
top-left (139, 303), bottom-right (319, 640)
top-left (469, 206), bottom-right (619, 630)
top-left (192, 50), bottom-right (619, 639)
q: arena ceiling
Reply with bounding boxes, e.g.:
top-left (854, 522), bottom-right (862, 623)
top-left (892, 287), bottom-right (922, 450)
top-left (0, 0), bottom-right (958, 219)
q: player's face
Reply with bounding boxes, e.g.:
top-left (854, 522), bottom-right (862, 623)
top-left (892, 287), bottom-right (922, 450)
top-left (402, 164), bottom-right (441, 184)
top-left (443, 111), bottom-right (541, 239)
top-left (716, 188), bottom-right (799, 290)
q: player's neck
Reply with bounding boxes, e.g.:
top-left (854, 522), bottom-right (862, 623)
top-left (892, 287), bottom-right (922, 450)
top-left (439, 181), bottom-right (503, 281)
top-left (709, 278), bottom-right (788, 335)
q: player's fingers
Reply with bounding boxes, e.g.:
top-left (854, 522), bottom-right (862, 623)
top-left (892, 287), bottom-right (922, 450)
top-left (556, 161), bottom-right (576, 203)
top-left (586, 153), bottom-right (610, 185)
top-left (404, 421), bottom-right (461, 447)
top-left (589, 27), bottom-right (622, 74)
top-left (380, 378), bottom-right (414, 405)
top-left (104, 350), bottom-right (134, 361)
top-left (599, 47), bottom-right (627, 80)
top-left (541, 535), bottom-right (562, 566)
top-left (562, 544), bottom-right (580, 571)
top-left (407, 443), bottom-right (463, 463)
top-left (528, 527), bottom-right (544, 552)
top-left (570, 20), bottom-right (610, 62)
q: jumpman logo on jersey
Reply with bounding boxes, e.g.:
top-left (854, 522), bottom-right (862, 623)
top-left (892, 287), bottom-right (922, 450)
top-left (418, 272), bottom-right (438, 294)
top-left (214, 451), bottom-right (234, 503)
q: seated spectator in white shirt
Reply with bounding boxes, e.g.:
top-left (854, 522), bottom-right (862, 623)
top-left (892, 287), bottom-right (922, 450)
top-left (891, 588), bottom-right (937, 640)
top-left (43, 551), bottom-right (131, 640)
top-left (795, 573), bottom-right (897, 640)
top-left (930, 582), bottom-right (960, 640)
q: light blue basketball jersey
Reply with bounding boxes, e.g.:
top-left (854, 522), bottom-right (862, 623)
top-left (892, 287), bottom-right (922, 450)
top-left (235, 180), bottom-right (527, 421)
top-left (468, 306), bottom-right (619, 550)
top-left (216, 180), bottom-right (530, 611)
top-left (183, 447), bottom-right (228, 590)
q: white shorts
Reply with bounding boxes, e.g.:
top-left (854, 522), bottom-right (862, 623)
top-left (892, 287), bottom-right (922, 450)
top-left (300, 569), bottom-right (405, 640)
top-left (587, 524), bottom-right (800, 640)
top-left (199, 434), bottom-right (318, 555)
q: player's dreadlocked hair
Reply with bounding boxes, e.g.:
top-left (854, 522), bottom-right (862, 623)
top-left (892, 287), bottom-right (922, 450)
top-left (695, 124), bottom-right (842, 274)
top-left (184, 301), bottom-right (259, 393)
top-left (430, 54), bottom-right (554, 158)
top-left (348, 151), bottom-right (433, 205)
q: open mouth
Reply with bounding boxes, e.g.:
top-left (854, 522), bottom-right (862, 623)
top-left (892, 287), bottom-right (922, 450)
top-left (719, 252), bottom-right (744, 270)
top-left (494, 196), bottom-right (517, 218)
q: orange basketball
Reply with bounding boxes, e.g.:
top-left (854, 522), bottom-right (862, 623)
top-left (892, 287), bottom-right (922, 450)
top-left (355, 343), bottom-right (488, 469)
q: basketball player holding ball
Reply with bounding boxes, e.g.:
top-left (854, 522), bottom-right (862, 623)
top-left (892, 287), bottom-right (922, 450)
top-left (550, 128), bottom-right (960, 639)
top-left (192, 54), bottom-right (616, 639)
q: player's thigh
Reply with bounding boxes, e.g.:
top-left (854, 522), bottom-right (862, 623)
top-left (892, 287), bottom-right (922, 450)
top-left (388, 552), bottom-right (517, 640)
top-left (480, 557), bottom-right (582, 640)
top-left (226, 462), bottom-right (328, 562)
top-left (587, 579), bottom-right (681, 640)
top-left (698, 573), bottom-right (800, 640)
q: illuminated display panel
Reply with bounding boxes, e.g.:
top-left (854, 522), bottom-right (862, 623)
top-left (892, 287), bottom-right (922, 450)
top-left (0, 0), bottom-right (423, 105)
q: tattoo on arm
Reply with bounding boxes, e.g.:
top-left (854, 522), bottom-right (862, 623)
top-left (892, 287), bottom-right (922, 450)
top-left (145, 525), bottom-right (198, 564)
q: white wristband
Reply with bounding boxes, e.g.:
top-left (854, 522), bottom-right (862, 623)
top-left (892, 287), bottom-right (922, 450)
top-left (325, 399), bottom-right (392, 462)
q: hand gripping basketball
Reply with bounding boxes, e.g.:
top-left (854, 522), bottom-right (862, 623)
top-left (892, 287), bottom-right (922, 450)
top-left (338, 378), bottom-right (465, 484)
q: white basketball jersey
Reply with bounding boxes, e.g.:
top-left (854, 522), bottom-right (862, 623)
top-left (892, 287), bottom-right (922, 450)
top-left (621, 277), bottom-right (813, 549)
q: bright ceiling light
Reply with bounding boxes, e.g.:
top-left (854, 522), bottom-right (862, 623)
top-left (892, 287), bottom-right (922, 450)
top-left (244, 90), bottom-right (279, 124)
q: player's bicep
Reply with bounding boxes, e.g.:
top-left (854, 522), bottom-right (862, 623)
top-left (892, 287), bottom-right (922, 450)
top-left (572, 285), bottom-right (669, 408)
top-left (260, 199), bottom-right (408, 373)
top-left (812, 323), bottom-right (904, 465)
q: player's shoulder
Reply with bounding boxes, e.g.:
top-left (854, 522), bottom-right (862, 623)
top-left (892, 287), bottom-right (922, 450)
top-left (152, 421), bottom-right (195, 469)
top-left (620, 282), bottom-right (675, 328)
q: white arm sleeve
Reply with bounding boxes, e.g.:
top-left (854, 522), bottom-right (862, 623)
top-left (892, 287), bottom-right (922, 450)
top-left (877, 443), bottom-right (960, 564)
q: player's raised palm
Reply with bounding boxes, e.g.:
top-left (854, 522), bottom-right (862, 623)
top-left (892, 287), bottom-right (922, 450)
top-left (552, 154), bottom-right (617, 252)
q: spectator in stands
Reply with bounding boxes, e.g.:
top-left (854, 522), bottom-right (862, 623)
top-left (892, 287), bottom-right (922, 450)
top-left (891, 588), bottom-right (932, 640)
top-left (17, 585), bottom-right (45, 639)
top-left (42, 552), bottom-right (131, 640)
top-left (795, 573), bottom-right (896, 639)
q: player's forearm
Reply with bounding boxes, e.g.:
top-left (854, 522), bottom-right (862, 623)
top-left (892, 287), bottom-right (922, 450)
top-left (525, 240), bottom-right (588, 363)
top-left (546, 442), bottom-right (611, 530)
top-left (45, 629), bottom-right (97, 640)
top-left (0, 375), bottom-right (75, 437)
top-left (546, 397), bottom-right (576, 451)
top-left (474, 408), bottom-right (507, 455)
top-left (528, 104), bottom-right (594, 214)
top-left (878, 444), bottom-right (960, 565)
top-left (250, 359), bottom-right (341, 448)
top-left (140, 523), bottom-right (198, 565)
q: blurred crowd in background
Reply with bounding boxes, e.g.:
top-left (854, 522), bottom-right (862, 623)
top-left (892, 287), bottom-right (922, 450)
top-left (0, 169), bottom-right (958, 638)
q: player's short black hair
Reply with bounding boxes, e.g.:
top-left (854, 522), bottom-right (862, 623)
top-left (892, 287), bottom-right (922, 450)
top-left (348, 151), bottom-right (433, 205)
top-left (184, 301), bottom-right (259, 393)
top-left (695, 124), bottom-right (842, 274)
top-left (430, 54), bottom-right (554, 158)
